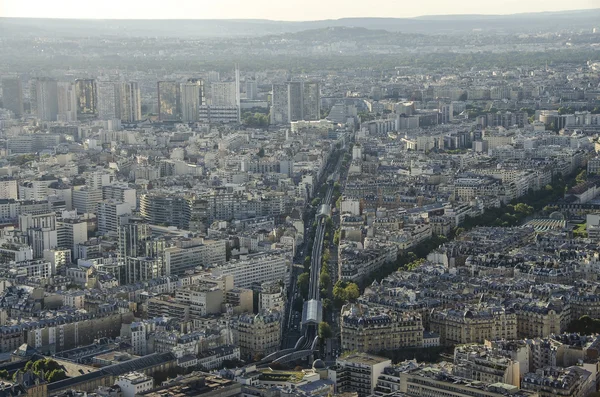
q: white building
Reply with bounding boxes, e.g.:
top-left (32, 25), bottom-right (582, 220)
top-left (116, 372), bottom-right (153, 397)
top-left (97, 200), bottom-right (131, 235)
top-left (102, 183), bottom-right (137, 210)
top-left (212, 250), bottom-right (290, 289)
top-left (0, 179), bottom-right (18, 200)
top-left (72, 186), bottom-right (103, 214)
top-left (210, 82), bottom-right (237, 106)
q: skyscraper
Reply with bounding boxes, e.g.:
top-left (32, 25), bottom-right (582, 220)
top-left (270, 84), bottom-right (289, 125)
top-left (270, 81), bottom-right (321, 124)
top-left (180, 79), bottom-right (203, 122)
top-left (97, 81), bottom-right (122, 120)
top-left (75, 79), bottom-right (97, 117)
top-left (287, 81), bottom-right (303, 122)
top-left (57, 82), bottom-right (78, 122)
top-left (246, 79), bottom-right (258, 100)
top-left (157, 81), bottom-right (181, 121)
top-left (1, 76), bottom-right (24, 117)
top-left (210, 82), bottom-right (238, 107)
top-left (235, 65), bottom-right (241, 123)
top-left (302, 82), bottom-right (321, 121)
top-left (120, 82), bottom-right (142, 123)
top-left (29, 80), bottom-right (38, 116)
top-left (34, 78), bottom-right (59, 121)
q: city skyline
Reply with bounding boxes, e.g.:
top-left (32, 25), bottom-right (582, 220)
top-left (2, 0), bottom-right (599, 20)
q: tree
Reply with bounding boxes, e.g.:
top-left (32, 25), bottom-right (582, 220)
top-left (46, 369), bottom-right (67, 383)
top-left (311, 198), bottom-right (321, 207)
top-left (0, 370), bottom-right (9, 380)
top-left (333, 229), bottom-right (341, 245)
top-left (318, 322), bottom-right (333, 339)
top-left (566, 316), bottom-right (600, 334)
top-left (345, 283), bottom-right (360, 302)
top-left (319, 271), bottom-right (331, 290)
top-left (257, 147), bottom-right (265, 157)
top-left (576, 169), bottom-right (587, 185)
top-left (335, 196), bottom-right (343, 210)
top-left (297, 272), bottom-right (310, 299)
top-left (514, 203), bottom-right (534, 216)
top-left (322, 298), bottom-right (332, 311)
top-left (333, 281), bottom-right (347, 308)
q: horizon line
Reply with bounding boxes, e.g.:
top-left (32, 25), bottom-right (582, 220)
top-left (1, 7), bottom-right (599, 22)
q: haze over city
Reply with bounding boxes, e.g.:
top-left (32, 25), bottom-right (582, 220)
top-left (1, 3), bottom-right (600, 397)
top-left (2, 0), bottom-right (600, 20)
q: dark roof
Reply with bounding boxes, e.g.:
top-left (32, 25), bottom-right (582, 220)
top-left (47, 353), bottom-right (177, 392)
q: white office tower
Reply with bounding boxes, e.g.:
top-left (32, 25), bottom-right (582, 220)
top-left (34, 78), bottom-right (59, 121)
top-left (1, 76), bottom-right (24, 117)
top-left (210, 82), bottom-right (238, 106)
top-left (20, 212), bottom-right (58, 259)
top-left (120, 82), bottom-right (142, 122)
top-left (97, 81), bottom-right (122, 120)
top-left (57, 218), bottom-right (88, 260)
top-left (180, 81), bottom-right (202, 122)
top-left (57, 82), bottom-right (78, 122)
top-left (97, 200), bottom-right (132, 236)
top-left (246, 79), bottom-right (258, 100)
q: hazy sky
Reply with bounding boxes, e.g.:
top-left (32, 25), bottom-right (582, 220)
top-left (2, 0), bottom-right (599, 20)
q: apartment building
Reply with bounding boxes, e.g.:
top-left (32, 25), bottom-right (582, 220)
top-left (429, 307), bottom-right (517, 346)
top-left (231, 309), bottom-right (282, 359)
top-left (341, 303), bottom-right (423, 352)
top-left (453, 344), bottom-right (521, 387)
top-left (213, 250), bottom-right (290, 289)
top-left (334, 353), bottom-right (391, 397)
top-left (164, 238), bottom-right (226, 276)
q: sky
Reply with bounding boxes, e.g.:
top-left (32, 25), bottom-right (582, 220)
top-left (1, 0), bottom-right (599, 20)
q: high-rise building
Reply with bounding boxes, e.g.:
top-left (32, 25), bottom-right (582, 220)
top-left (97, 200), bottom-right (132, 236)
top-left (118, 218), bottom-right (151, 259)
top-left (287, 81), bottom-right (303, 122)
top-left (120, 82), bottom-right (142, 122)
top-left (57, 218), bottom-right (88, 260)
top-left (1, 76), bottom-right (24, 117)
top-left (75, 79), bottom-right (97, 117)
top-left (157, 81), bottom-right (181, 121)
top-left (34, 78), bottom-right (59, 121)
top-left (29, 80), bottom-right (38, 116)
top-left (57, 82), bottom-right (78, 122)
top-left (180, 79), bottom-right (203, 122)
top-left (246, 79), bottom-right (258, 100)
top-left (302, 82), bottom-right (320, 120)
top-left (270, 84), bottom-right (289, 125)
top-left (270, 81), bottom-right (321, 124)
top-left (72, 186), bottom-right (103, 214)
top-left (140, 193), bottom-right (191, 229)
top-left (210, 82), bottom-right (237, 107)
top-left (97, 81), bottom-right (122, 120)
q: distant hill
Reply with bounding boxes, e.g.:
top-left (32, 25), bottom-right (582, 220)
top-left (1, 9), bottom-right (599, 38)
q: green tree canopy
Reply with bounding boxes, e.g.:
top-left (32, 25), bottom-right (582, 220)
top-left (318, 321), bottom-right (333, 339)
top-left (297, 272), bottom-right (310, 299)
